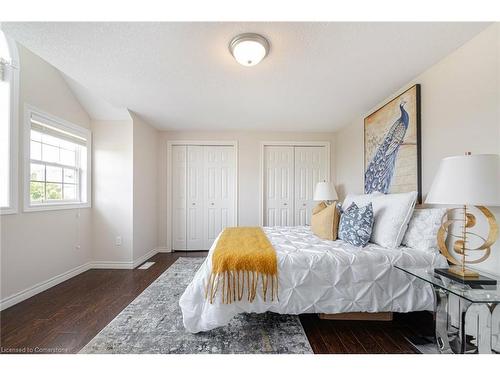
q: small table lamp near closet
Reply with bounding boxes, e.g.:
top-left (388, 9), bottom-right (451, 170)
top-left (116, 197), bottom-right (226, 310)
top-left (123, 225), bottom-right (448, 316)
top-left (426, 153), bottom-right (500, 281)
top-left (313, 181), bottom-right (338, 205)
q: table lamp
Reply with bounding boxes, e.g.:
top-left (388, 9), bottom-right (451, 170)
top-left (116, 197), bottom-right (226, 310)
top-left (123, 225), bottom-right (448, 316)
top-left (426, 153), bottom-right (500, 279)
top-left (313, 181), bottom-right (338, 205)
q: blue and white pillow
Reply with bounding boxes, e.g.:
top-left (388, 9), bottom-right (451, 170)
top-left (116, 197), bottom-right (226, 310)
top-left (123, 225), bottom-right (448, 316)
top-left (338, 202), bottom-right (374, 247)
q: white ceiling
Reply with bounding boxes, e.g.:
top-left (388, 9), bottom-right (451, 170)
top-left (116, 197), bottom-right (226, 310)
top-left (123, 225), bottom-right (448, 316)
top-left (2, 22), bottom-right (490, 131)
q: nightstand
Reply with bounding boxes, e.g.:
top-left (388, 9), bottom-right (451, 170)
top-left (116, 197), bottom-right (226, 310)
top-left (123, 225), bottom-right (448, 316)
top-left (395, 265), bottom-right (500, 354)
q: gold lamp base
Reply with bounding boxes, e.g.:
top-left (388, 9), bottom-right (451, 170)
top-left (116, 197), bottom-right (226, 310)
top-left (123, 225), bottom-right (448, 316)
top-left (447, 265), bottom-right (479, 278)
top-left (437, 205), bottom-right (498, 280)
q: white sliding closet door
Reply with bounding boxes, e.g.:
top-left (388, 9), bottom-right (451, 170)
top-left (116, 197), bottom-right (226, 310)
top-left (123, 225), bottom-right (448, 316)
top-left (264, 146), bottom-right (294, 226)
top-left (263, 145), bottom-right (328, 227)
top-left (171, 145), bottom-right (187, 250)
top-left (294, 146), bottom-right (327, 225)
top-left (203, 146), bottom-right (235, 249)
top-left (171, 144), bottom-right (236, 251)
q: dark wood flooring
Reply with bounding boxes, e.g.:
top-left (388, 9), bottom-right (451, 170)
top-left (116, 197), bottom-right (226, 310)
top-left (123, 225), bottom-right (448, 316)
top-left (0, 252), bottom-right (431, 354)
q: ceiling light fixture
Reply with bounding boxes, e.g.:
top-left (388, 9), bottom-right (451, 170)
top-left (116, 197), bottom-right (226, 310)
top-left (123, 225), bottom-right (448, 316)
top-left (229, 33), bottom-right (270, 67)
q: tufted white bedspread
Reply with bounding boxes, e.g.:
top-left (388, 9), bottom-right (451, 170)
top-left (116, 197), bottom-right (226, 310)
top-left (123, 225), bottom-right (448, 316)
top-left (179, 226), bottom-right (447, 333)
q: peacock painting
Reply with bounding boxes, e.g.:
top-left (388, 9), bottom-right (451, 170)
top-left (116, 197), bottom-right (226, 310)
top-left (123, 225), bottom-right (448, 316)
top-left (364, 85), bottom-right (421, 201)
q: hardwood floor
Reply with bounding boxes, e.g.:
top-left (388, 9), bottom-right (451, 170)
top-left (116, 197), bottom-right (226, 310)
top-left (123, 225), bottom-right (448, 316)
top-left (0, 252), bottom-right (430, 354)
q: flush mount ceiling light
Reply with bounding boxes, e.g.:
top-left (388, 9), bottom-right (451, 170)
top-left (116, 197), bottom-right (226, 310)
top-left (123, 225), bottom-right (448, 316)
top-left (229, 33), bottom-right (270, 67)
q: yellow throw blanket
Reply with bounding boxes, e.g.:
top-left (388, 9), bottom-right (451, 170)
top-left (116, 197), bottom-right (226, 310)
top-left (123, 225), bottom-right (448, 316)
top-left (206, 227), bottom-right (278, 304)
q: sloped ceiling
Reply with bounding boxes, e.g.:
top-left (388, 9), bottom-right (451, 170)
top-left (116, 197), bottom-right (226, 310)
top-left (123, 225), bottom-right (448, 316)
top-left (2, 22), bottom-right (490, 131)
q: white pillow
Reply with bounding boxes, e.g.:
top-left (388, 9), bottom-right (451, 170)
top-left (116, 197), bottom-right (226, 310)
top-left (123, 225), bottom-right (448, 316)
top-left (402, 208), bottom-right (447, 251)
top-left (369, 191), bottom-right (418, 248)
top-left (342, 191), bottom-right (383, 211)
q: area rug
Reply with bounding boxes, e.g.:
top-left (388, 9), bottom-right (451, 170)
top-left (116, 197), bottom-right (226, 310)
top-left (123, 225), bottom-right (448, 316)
top-left (80, 257), bottom-right (313, 354)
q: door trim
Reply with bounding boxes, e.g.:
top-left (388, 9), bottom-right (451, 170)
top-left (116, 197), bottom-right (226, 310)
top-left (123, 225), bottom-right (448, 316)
top-left (166, 140), bottom-right (238, 251)
top-left (259, 141), bottom-right (331, 226)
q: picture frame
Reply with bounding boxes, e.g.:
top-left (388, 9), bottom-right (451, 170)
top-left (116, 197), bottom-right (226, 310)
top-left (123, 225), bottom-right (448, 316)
top-left (364, 84), bottom-right (422, 203)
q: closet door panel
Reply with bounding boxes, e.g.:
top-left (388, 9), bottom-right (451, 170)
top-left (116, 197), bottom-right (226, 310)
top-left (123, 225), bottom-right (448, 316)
top-left (186, 145), bottom-right (204, 250)
top-left (203, 146), bottom-right (235, 249)
top-left (171, 145), bottom-right (187, 250)
top-left (264, 146), bottom-right (294, 226)
top-left (294, 146), bottom-right (327, 226)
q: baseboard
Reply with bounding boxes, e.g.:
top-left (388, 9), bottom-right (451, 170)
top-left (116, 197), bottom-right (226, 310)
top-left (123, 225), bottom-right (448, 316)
top-left (132, 248), bottom-right (159, 268)
top-left (0, 262), bottom-right (92, 311)
top-left (156, 247), bottom-right (171, 253)
top-left (90, 261), bottom-right (134, 269)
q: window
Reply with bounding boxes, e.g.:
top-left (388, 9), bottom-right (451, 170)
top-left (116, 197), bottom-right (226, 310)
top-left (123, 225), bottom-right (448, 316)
top-left (24, 107), bottom-right (91, 211)
top-left (0, 30), bottom-right (19, 214)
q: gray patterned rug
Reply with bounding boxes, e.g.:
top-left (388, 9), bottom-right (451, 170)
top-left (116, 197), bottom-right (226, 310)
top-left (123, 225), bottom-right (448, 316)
top-left (80, 257), bottom-right (313, 354)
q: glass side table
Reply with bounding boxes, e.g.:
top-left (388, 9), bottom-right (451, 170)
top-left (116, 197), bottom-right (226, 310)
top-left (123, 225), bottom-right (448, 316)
top-left (395, 265), bottom-right (500, 354)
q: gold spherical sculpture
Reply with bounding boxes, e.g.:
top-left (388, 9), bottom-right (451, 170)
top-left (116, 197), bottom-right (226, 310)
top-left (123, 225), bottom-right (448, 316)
top-left (437, 205), bottom-right (498, 278)
top-left (426, 153), bottom-right (500, 279)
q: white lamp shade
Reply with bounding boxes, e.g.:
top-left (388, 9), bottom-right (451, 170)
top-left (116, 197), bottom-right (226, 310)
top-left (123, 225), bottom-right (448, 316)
top-left (425, 154), bottom-right (500, 206)
top-left (313, 182), bottom-right (338, 201)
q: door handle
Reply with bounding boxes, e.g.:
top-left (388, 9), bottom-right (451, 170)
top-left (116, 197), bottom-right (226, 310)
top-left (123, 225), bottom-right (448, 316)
top-left (283, 203), bottom-right (288, 206)
top-left (191, 203), bottom-right (196, 206)
top-left (302, 203), bottom-right (307, 207)
top-left (210, 203), bottom-right (215, 206)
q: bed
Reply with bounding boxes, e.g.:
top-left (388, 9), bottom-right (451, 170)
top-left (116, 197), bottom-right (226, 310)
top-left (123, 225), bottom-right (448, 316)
top-left (179, 226), bottom-right (448, 333)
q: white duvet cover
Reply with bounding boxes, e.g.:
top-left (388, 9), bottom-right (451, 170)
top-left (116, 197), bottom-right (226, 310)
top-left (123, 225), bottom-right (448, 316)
top-left (180, 226), bottom-right (447, 333)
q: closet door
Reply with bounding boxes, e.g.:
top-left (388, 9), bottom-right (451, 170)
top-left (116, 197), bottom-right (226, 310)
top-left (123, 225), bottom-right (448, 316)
top-left (294, 146), bottom-right (327, 226)
top-left (186, 145), bottom-right (205, 250)
top-left (171, 145), bottom-right (187, 250)
top-left (203, 146), bottom-right (235, 249)
top-left (264, 146), bottom-right (294, 226)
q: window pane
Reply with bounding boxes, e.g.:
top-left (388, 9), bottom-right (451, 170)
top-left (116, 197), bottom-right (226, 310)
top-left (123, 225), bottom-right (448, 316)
top-left (30, 181), bottom-right (45, 202)
top-left (63, 168), bottom-right (76, 183)
top-left (59, 139), bottom-right (77, 151)
top-left (60, 149), bottom-right (76, 166)
top-left (30, 163), bottom-right (45, 181)
top-left (41, 133), bottom-right (60, 147)
top-left (30, 130), bottom-right (42, 142)
top-left (46, 183), bottom-right (62, 200)
top-left (46, 166), bottom-right (62, 183)
top-left (42, 143), bottom-right (59, 163)
top-left (0, 80), bottom-right (9, 207)
top-left (63, 184), bottom-right (76, 200)
top-left (30, 140), bottom-right (42, 160)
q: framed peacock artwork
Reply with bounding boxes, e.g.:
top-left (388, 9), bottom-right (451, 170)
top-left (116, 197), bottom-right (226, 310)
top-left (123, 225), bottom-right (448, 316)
top-left (364, 84), bottom-right (422, 203)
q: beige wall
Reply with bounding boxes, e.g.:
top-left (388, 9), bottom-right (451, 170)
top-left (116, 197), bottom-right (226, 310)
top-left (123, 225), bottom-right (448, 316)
top-left (1, 44), bottom-right (92, 304)
top-left (132, 113), bottom-right (159, 261)
top-left (158, 130), bottom-right (336, 249)
top-left (335, 24), bottom-right (500, 274)
top-left (91, 120), bottom-right (134, 265)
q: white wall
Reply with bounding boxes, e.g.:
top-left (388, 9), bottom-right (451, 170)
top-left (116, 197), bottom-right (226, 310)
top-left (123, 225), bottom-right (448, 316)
top-left (1, 44), bottom-right (92, 305)
top-left (335, 24), bottom-right (500, 274)
top-left (131, 113), bottom-right (159, 262)
top-left (158, 130), bottom-right (336, 250)
top-left (91, 113), bottom-right (159, 267)
top-left (91, 120), bottom-right (134, 266)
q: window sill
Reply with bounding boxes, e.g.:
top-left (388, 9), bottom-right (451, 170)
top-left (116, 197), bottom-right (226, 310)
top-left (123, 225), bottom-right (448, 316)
top-left (1, 207), bottom-right (18, 215)
top-left (24, 202), bottom-right (91, 212)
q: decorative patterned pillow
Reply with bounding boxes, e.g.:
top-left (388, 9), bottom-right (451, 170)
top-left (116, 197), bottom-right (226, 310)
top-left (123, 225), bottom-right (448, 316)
top-left (338, 202), bottom-right (374, 247)
top-left (402, 208), bottom-right (448, 251)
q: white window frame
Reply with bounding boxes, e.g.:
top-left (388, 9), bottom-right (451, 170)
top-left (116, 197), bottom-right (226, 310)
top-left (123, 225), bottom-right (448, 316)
top-left (0, 33), bottom-right (19, 215)
top-left (23, 105), bottom-right (92, 212)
